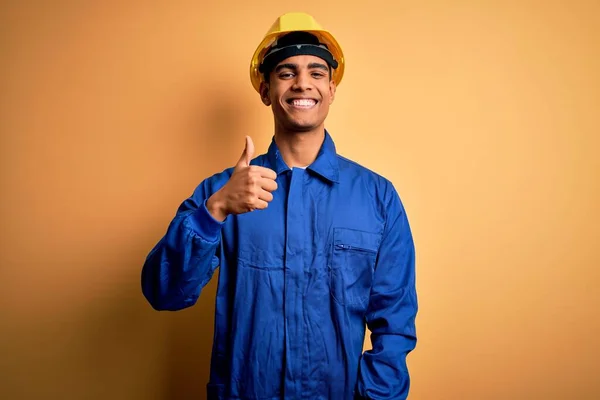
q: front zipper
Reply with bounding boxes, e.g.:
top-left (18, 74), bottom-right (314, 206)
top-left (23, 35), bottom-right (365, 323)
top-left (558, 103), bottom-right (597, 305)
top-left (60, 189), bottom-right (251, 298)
top-left (335, 244), bottom-right (377, 254)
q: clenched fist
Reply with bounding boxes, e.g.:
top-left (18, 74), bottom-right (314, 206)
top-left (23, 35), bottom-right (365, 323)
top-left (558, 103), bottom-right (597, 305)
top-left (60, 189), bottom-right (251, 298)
top-left (206, 136), bottom-right (278, 221)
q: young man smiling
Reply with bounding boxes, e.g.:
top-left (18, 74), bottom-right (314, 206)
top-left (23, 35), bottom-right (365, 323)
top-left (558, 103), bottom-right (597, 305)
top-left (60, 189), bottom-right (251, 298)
top-left (142, 12), bottom-right (418, 400)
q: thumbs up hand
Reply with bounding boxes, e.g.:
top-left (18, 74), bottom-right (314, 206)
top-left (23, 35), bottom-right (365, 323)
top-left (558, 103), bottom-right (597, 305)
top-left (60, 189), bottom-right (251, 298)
top-left (206, 136), bottom-right (278, 221)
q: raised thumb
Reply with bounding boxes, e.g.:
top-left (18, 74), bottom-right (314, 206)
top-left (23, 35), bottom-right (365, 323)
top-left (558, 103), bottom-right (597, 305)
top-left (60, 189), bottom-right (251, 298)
top-left (236, 136), bottom-right (254, 168)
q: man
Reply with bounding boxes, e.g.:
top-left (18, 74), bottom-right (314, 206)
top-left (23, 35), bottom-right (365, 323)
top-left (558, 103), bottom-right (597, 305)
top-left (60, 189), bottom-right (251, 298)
top-left (142, 12), bottom-right (417, 400)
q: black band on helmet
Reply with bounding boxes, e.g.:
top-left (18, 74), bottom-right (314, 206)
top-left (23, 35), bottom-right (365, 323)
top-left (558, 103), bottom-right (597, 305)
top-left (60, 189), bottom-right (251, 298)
top-left (259, 32), bottom-right (338, 75)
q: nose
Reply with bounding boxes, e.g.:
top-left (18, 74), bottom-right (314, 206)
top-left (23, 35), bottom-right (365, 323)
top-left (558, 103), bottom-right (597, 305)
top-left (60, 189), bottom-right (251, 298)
top-left (292, 70), bottom-right (312, 91)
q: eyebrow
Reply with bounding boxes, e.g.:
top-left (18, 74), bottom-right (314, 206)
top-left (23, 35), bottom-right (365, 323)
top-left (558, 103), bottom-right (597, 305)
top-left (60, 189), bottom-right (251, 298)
top-left (308, 62), bottom-right (329, 71)
top-left (274, 62), bottom-right (329, 73)
top-left (274, 63), bottom-right (298, 73)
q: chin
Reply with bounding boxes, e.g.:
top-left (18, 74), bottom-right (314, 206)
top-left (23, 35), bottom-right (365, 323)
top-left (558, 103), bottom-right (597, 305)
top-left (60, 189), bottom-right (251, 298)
top-left (290, 124), bottom-right (317, 132)
top-left (285, 118), bottom-right (322, 132)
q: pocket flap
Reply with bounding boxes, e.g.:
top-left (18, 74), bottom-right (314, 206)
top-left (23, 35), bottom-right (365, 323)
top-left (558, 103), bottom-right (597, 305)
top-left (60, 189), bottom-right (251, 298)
top-left (333, 228), bottom-right (381, 253)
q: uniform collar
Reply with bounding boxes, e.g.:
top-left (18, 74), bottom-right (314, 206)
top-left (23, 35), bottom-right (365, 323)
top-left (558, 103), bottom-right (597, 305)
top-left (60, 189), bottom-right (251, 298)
top-left (266, 130), bottom-right (340, 184)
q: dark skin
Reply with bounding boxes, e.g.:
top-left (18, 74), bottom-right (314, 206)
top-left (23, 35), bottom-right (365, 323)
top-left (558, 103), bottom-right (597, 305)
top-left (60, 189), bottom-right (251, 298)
top-left (207, 55), bottom-right (336, 221)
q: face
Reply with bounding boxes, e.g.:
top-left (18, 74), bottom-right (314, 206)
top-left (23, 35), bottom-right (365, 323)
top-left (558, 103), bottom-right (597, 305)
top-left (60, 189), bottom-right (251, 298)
top-left (260, 55), bottom-right (336, 133)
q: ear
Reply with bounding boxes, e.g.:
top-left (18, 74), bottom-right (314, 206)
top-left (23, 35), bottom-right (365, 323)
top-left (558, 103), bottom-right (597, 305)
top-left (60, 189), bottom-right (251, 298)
top-left (328, 80), bottom-right (337, 105)
top-left (260, 81), bottom-right (271, 106)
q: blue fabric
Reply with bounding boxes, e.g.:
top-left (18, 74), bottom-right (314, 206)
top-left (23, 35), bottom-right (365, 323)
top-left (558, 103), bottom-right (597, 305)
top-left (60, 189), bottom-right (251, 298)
top-left (141, 131), bottom-right (418, 399)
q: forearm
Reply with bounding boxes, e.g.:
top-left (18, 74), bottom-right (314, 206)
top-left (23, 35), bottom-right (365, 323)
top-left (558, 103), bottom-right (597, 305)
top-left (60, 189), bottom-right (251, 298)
top-left (356, 286), bottom-right (418, 399)
top-left (141, 200), bottom-right (223, 310)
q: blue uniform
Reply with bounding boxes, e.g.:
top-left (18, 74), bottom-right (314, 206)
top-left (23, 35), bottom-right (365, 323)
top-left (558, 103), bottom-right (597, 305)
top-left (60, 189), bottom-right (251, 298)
top-left (142, 132), bottom-right (418, 399)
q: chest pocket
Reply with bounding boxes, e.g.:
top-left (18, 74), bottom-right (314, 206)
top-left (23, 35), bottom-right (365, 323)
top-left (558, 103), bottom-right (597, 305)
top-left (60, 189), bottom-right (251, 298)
top-left (330, 227), bottom-right (382, 307)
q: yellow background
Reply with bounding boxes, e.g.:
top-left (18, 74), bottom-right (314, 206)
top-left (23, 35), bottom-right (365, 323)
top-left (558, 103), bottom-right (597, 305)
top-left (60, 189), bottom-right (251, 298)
top-left (1, 1), bottom-right (598, 399)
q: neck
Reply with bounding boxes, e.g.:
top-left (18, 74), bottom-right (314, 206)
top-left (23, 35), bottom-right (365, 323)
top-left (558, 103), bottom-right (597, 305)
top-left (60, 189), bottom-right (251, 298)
top-left (273, 126), bottom-right (325, 168)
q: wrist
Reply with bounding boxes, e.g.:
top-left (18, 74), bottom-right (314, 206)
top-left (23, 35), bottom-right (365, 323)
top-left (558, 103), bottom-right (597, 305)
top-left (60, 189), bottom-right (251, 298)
top-left (206, 192), bottom-right (228, 222)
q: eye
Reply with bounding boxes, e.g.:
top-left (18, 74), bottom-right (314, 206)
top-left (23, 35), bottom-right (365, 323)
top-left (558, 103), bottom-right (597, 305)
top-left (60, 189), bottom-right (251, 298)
top-left (311, 72), bottom-right (326, 79)
top-left (279, 72), bottom-right (295, 79)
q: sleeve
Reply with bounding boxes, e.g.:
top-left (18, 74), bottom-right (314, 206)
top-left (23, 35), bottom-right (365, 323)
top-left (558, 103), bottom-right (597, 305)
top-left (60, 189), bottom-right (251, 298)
top-left (141, 178), bottom-right (226, 311)
top-left (356, 185), bottom-right (418, 399)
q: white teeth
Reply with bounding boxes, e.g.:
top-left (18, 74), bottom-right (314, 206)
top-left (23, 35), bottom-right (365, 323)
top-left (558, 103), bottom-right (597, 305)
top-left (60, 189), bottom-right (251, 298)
top-left (291, 99), bottom-right (316, 107)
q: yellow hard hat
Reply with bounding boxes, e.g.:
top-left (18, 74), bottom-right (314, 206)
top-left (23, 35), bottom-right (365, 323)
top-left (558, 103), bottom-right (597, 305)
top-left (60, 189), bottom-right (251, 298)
top-left (249, 12), bottom-right (345, 93)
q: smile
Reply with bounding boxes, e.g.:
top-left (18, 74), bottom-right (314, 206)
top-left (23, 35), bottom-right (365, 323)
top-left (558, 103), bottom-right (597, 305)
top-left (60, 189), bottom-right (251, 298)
top-left (287, 98), bottom-right (318, 109)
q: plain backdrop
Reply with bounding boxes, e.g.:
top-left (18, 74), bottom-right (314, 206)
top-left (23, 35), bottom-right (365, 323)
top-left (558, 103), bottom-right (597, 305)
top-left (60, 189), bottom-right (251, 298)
top-left (1, 1), bottom-right (599, 399)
